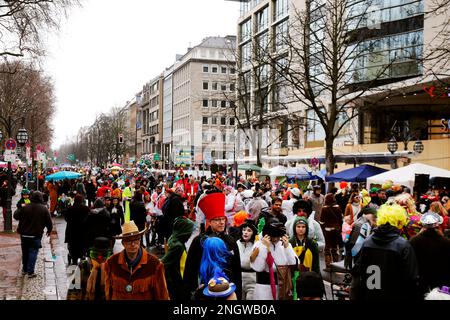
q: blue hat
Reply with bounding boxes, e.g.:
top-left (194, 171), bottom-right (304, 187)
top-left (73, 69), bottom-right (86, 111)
top-left (203, 276), bottom-right (236, 298)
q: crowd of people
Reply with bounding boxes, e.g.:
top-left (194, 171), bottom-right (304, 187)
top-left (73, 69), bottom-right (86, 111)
top-left (6, 165), bottom-right (450, 301)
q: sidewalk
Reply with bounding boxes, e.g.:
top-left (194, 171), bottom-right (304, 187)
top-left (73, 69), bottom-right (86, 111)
top-left (0, 186), bottom-right (68, 300)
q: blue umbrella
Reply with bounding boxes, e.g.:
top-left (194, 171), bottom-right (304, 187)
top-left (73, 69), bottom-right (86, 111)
top-left (326, 165), bottom-right (387, 183)
top-left (45, 171), bottom-right (82, 181)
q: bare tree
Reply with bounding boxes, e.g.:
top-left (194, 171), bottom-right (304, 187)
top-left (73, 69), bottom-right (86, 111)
top-left (0, 0), bottom-right (80, 60)
top-left (277, 0), bottom-right (410, 174)
top-left (221, 31), bottom-right (302, 167)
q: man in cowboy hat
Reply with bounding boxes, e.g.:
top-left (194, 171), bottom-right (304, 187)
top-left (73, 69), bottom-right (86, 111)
top-left (103, 221), bottom-right (170, 300)
top-left (410, 211), bottom-right (450, 298)
top-left (184, 191), bottom-right (242, 299)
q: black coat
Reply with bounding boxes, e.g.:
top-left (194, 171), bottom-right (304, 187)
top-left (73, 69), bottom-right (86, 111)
top-left (14, 192), bottom-right (52, 237)
top-left (83, 207), bottom-right (112, 251)
top-left (130, 200), bottom-right (147, 231)
top-left (352, 224), bottom-right (419, 301)
top-left (410, 229), bottom-right (450, 298)
top-left (86, 182), bottom-right (97, 200)
top-left (63, 203), bottom-right (90, 244)
top-left (183, 227), bottom-right (242, 300)
top-left (108, 204), bottom-right (125, 236)
top-left (160, 193), bottom-right (185, 239)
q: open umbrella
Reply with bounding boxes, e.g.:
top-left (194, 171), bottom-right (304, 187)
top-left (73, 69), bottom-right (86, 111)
top-left (45, 171), bottom-right (82, 181)
top-left (111, 163), bottom-right (123, 167)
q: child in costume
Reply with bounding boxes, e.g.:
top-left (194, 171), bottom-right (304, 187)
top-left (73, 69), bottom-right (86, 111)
top-left (16, 189), bottom-right (31, 209)
top-left (342, 215), bottom-right (352, 243)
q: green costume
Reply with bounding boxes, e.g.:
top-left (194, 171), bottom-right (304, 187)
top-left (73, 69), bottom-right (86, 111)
top-left (161, 217), bottom-right (194, 301)
top-left (122, 186), bottom-right (133, 222)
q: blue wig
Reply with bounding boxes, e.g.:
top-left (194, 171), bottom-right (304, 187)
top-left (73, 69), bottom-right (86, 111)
top-left (199, 237), bottom-right (230, 286)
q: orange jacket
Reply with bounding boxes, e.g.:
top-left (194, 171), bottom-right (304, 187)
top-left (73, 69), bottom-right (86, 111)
top-left (104, 249), bottom-right (170, 300)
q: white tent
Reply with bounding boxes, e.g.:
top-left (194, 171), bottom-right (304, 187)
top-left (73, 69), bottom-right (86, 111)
top-left (367, 163), bottom-right (450, 190)
top-left (269, 165), bottom-right (288, 177)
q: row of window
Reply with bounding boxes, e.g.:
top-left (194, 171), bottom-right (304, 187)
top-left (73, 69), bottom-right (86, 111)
top-left (202, 132), bottom-right (235, 143)
top-left (202, 99), bottom-right (236, 108)
top-left (202, 81), bottom-right (235, 92)
top-left (202, 65), bottom-right (236, 75)
top-left (202, 116), bottom-right (236, 126)
top-left (347, 0), bottom-right (423, 30)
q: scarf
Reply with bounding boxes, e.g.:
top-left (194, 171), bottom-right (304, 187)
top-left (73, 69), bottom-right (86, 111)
top-left (85, 259), bottom-right (105, 300)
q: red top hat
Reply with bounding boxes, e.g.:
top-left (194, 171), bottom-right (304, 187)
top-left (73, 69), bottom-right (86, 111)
top-left (198, 192), bottom-right (225, 220)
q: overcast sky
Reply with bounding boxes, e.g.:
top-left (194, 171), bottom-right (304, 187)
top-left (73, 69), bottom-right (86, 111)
top-left (45, 0), bottom-right (240, 150)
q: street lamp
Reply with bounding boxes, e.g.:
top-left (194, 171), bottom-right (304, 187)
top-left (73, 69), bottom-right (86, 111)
top-left (387, 120), bottom-right (424, 154)
top-left (0, 115), bottom-right (28, 232)
top-left (387, 137), bottom-right (398, 154)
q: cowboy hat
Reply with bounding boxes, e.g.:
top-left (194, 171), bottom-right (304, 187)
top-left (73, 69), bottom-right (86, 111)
top-left (114, 221), bottom-right (147, 239)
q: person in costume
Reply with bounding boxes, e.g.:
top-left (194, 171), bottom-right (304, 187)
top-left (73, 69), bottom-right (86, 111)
top-left (320, 193), bottom-right (343, 268)
top-left (16, 188), bottom-right (31, 209)
top-left (184, 191), bottom-right (242, 299)
top-left (289, 216), bottom-right (320, 274)
top-left (63, 194), bottom-right (90, 265)
top-left (104, 220), bottom-right (170, 300)
top-left (237, 219), bottom-right (258, 300)
top-left (199, 271), bottom-right (237, 300)
top-left (192, 237), bottom-right (233, 300)
top-left (67, 237), bottom-right (113, 300)
top-left (344, 192), bottom-right (361, 224)
top-left (250, 219), bottom-right (297, 300)
top-left (228, 210), bottom-right (249, 242)
top-left (122, 180), bottom-right (133, 222)
top-left (351, 204), bottom-right (419, 300)
top-left (285, 200), bottom-right (325, 252)
top-left (161, 216), bottom-right (195, 301)
top-left (393, 193), bottom-right (422, 239)
top-left (108, 196), bottom-right (125, 245)
top-left (410, 211), bottom-right (450, 299)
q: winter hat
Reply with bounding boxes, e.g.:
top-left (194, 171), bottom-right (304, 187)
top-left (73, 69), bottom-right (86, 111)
top-left (21, 189), bottom-right (31, 195)
top-left (198, 192), bottom-right (226, 220)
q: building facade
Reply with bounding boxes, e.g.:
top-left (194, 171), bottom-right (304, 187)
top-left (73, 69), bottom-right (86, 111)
top-left (138, 76), bottom-right (163, 163)
top-left (234, 0), bottom-right (450, 170)
top-left (170, 36), bottom-right (238, 168)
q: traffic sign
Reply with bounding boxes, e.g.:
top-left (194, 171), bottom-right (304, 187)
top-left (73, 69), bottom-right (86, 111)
top-left (4, 150), bottom-right (16, 162)
top-left (5, 138), bottom-right (17, 150)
